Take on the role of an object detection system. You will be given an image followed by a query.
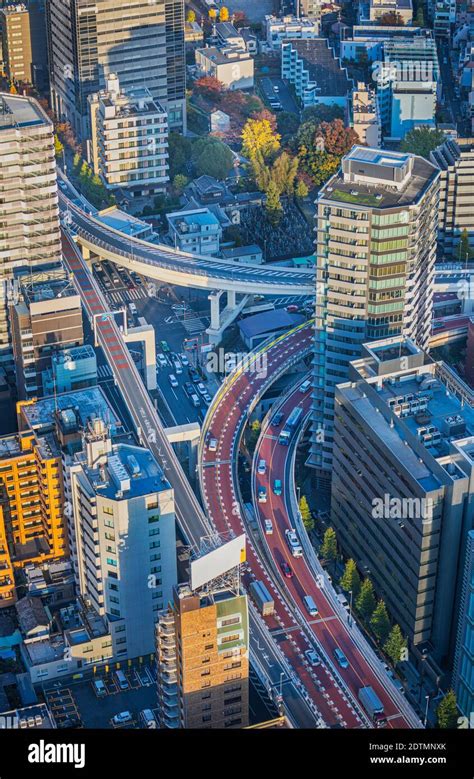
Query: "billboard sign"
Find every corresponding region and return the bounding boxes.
[190,534,246,591]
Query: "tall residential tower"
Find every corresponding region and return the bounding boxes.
[309,147,440,482]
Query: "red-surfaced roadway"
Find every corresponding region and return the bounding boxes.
[200,328,418,729]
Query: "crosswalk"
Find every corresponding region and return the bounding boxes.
[107,287,149,304]
[97,364,113,380]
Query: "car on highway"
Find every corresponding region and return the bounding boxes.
[190,393,200,407]
[258,486,267,503]
[173,359,182,375]
[303,594,318,617]
[264,519,273,535]
[305,649,321,667]
[112,711,133,725]
[299,379,311,393]
[188,366,200,383]
[333,648,349,669]
[196,382,207,396]
[180,353,189,366]
[257,459,266,475]
[169,374,179,388]
[286,304,299,313]
[208,437,218,451]
[280,560,293,578]
[273,479,282,496]
[156,353,167,368]
[272,412,284,426]
[160,340,170,353]
[184,382,195,397]
[202,392,212,404]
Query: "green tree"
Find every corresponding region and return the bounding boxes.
[299,495,314,531]
[415,5,425,25]
[458,228,472,263]
[277,111,300,140]
[168,132,192,178]
[339,558,361,597]
[320,527,337,565]
[379,11,405,24]
[54,134,64,160]
[370,600,391,644]
[192,137,234,179]
[383,624,407,666]
[271,151,299,196]
[248,419,261,449]
[264,179,282,225]
[172,174,189,195]
[355,578,376,620]
[295,179,309,199]
[400,127,445,159]
[436,690,458,729]
[186,9,196,22]
[302,104,344,125]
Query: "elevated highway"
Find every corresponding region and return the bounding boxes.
[58,185,314,296]
[199,329,422,729]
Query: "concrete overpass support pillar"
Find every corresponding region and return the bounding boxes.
[209,290,224,331]
[227,290,237,309]
[188,438,198,480]
[81,243,93,270]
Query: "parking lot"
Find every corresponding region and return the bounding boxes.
[44,665,158,729]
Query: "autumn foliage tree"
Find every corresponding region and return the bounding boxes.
[219,5,230,20]
[241,117,281,160]
[318,119,359,156]
[194,76,225,100]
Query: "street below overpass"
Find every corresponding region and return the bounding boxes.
[61,228,320,728]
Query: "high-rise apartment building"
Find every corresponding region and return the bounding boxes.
[452,530,474,718]
[156,583,249,728]
[0,92,61,277]
[309,147,440,479]
[10,272,83,400]
[88,74,169,195]
[46,0,186,140]
[430,138,474,260]
[69,418,177,660]
[331,336,474,667]
[0,427,68,608]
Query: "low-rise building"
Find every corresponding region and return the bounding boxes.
[10,272,84,400]
[359,0,413,24]
[88,74,169,196]
[185,20,204,49]
[167,208,222,255]
[238,310,305,349]
[281,38,352,110]
[265,14,320,50]
[42,344,97,396]
[221,245,263,265]
[195,46,254,90]
[351,81,381,147]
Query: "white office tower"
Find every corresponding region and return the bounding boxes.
[309,147,440,482]
[69,418,177,660]
[0,92,61,277]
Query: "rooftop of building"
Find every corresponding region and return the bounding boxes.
[214,21,242,38]
[96,206,153,237]
[266,13,320,26]
[340,337,474,490]
[167,208,220,232]
[58,599,109,642]
[197,45,251,63]
[51,343,96,366]
[18,385,121,436]
[0,93,49,131]
[1,704,55,729]
[0,3,28,15]
[79,442,171,500]
[15,595,50,635]
[283,38,351,96]
[350,24,430,40]
[320,145,439,209]
[221,244,262,259]
[20,277,78,307]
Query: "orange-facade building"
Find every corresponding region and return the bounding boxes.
[0,425,67,608]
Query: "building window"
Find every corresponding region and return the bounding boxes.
[201,669,211,677]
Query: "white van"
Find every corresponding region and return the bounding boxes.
[115,670,129,690]
[299,379,311,393]
[93,679,106,697]
[303,594,318,617]
[257,459,266,475]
